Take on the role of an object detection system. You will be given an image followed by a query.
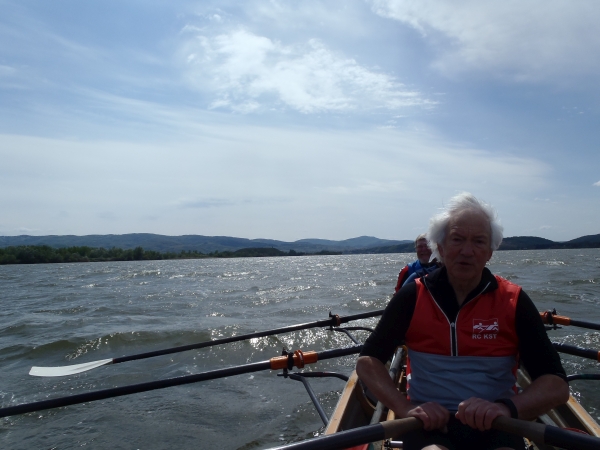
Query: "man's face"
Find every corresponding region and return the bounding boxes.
[415,239,432,264]
[438,210,493,285]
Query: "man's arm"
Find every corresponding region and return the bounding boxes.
[358,283,450,430]
[356,356,409,415]
[356,356,450,430]
[455,374,569,431]
[511,373,570,420]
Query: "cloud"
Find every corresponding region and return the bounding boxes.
[0,124,551,238]
[368,0,600,82]
[594,181,600,187]
[180,29,432,113]
[176,198,235,209]
[326,180,408,195]
[97,211,117,220]
[0,65,17,77]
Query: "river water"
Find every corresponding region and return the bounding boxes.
[0,249,599,449]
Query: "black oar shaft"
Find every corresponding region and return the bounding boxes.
[569,319,600,331]
[1,346,362,419]
[113,310,382,364]
[553,343,600,362]
[268,416,600,450]
[567,373,600,382]
[493,417,600,450]
[269,418,421,450]
[272,424,385,450]
[544,424,600,450]
[1,361,270,418]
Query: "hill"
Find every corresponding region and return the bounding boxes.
[357,234,600,253]
[498,236,558,250]
[1,233,599,255]
[498,235,600,250]
[0,234,410,254]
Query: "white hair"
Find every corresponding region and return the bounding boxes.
[414,233,427,247]
[426,192,503,262]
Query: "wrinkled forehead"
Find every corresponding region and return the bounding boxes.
[446,210,492,238]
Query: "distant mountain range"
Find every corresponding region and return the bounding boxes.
[355,234,600,253]
[0,234,410,254]
[498,234,600,250]
[1,233,600,254]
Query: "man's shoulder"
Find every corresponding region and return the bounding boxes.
[488,271,523,297]
[406,260,422,271]
[392,280,420,311]
[493,273,521,289]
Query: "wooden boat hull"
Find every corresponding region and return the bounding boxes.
[325,366,600,450]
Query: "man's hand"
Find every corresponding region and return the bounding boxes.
[402,402,450,431]
[455,397,511,431]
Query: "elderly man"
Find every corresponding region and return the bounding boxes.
[394,234,439,293]
[357,193,569,450]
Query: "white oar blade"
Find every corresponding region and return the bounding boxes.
[29,358,114,377]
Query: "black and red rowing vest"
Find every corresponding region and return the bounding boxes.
[404,276,521,410]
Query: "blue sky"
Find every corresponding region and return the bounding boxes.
[1,0,599,241]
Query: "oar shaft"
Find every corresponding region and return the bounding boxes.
[1,361,270,418]
[544,423,600,450]
[2,345,362,418]
[269,418,421,450]
[493,416,600,450]
[553,343,600,362]
[113,310,382,364]
[569,319,600,331]
[270,416,600,450]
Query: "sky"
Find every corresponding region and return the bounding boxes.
[1,0,599,242]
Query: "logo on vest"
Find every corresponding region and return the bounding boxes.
[472,318,499,340]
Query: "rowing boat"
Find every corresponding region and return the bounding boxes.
[324,348,600,449]
[270,309,600,450]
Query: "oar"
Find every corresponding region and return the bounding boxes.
[553,342,600,362]
[268,417,422,450]
[567,373,600,382]
[2,345,362,418]
[30,309,383,377]
[266,416,600,450]
[493,416,600,450]
[541,312,600,331]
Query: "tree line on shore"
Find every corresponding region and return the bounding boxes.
[0,245,342,265]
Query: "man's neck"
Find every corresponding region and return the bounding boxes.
[448,276,483,306]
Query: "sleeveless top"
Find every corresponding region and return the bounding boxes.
[404,276,521,410]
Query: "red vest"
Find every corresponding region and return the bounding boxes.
[394,265,410,293]
[404,276,521,407]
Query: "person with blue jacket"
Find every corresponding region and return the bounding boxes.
[394,234,439,293]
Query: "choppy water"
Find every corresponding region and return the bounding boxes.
[0,249,599,449]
